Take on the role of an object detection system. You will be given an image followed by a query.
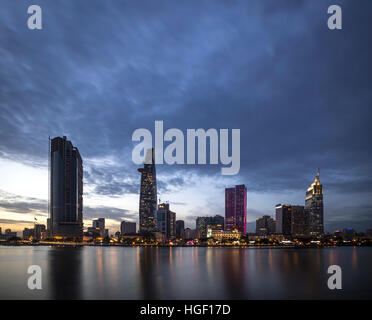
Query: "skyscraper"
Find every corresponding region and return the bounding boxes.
[291,205,308,237]
[175,220,185,239]
[121,221,136,235]
[92,218,105,237]
[225,184,247,234]
[157,202,176,241]
[50,136,83,239]
[305,170,324,236]
[275,204,309,237]
[275,204,292,235]
[196,217,209,238]
[34,224,46,240]
[138,148,157,234]
[196,215,225,238]
[256,215,276,235]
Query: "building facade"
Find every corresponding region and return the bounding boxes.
[291,205,308,237]
[225,184,247,234]
[211,229,241,241]
[157,202,176,241]
[23,228,34,240]
[275,204,292,236]
[138,148,157,234]
[92,218,105,237]
[184,228,198,240]
[121,221,136,235]
[176,220,185,239]
[305,170,324,236]
[256,215,276,235]
[50,136,83,239]
[196,215,225,238]
[34,224,46,240]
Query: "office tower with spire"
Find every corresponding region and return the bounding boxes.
[138,148,158,234]
[50,136,83,239]
[225,184,247,234]
[305,169,324,236]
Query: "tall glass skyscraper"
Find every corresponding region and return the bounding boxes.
[225,184,247,234]
[305,170,324,236]
[138,148,158,234]
[157,202,176,241]
[50,136,83,239]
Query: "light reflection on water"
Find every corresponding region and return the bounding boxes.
[0,246,371,299]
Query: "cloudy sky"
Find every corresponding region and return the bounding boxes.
[0,0,371,234]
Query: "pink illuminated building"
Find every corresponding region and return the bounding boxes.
[225,185,247,234]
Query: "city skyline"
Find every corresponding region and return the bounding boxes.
[1,137,370,237]
[0,135,370,235]
[0,1,372,234]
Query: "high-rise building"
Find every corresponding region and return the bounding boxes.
[213,215,225,230]
[34,224,46,240]
[121,221,136,235]
[268,219,276,235]
[291,205,308,237]
[4,229,17,240]
[196,215,225,238]
[138,148,157,234]
[343,228,356,241]
[50,136,83,239]
[196,217,208,238]
[46,218,51,232]
[256,215,276,235]
[184,228,198,240]
[157,202,176,241]
[184,228,192,240]
[275,204,309,237]
[93,218,105,237]
[225,185,247,234]
[305,170,324,236]
[275,204,292,235]
[23,228,34,240]
[366,229,372,239]
[176,220,185,239]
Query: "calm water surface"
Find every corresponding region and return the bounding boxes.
[0,246,371,299]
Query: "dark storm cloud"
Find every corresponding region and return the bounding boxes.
[0,190,136,224]
[157,176,187,194]
[325,204,372,232]
[0,0,371,229]
[84,161,140,196]
[0,190,47,214]
[0,219,33,225]
[327,178,372,195]
[94,181,139,196]
[84,206,137,222]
